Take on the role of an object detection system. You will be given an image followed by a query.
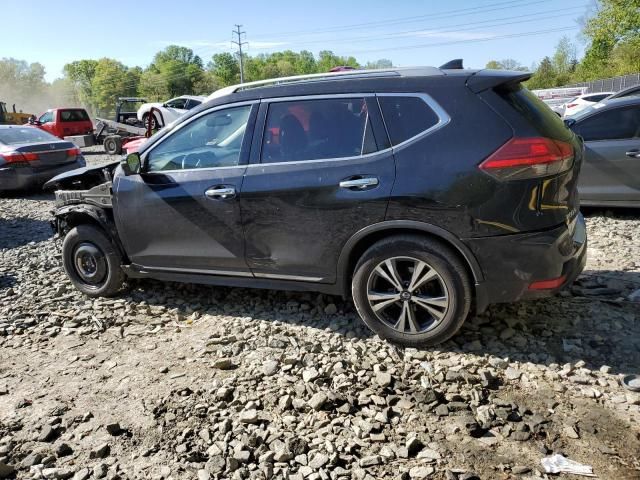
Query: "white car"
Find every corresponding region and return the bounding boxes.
[136,95,206,128]
[563,92,614,117]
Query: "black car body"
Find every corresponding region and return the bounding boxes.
[46,65,587,346]
[0,125,86,191]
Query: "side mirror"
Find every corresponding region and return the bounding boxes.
[121,152,141,175]
[564,118,576,128]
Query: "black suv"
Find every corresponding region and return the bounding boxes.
[46,63,587,347]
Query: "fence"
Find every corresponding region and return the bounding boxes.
[564,73,640,93]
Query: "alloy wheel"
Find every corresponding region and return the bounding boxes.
[366,256,449,334]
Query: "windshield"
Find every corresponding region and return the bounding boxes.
[567,103,605,121]
[0,126,59,145]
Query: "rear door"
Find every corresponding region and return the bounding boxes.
[240,94,395,283]
[573,105,640,203]
[114,101,257,274]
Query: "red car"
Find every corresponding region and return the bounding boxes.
[30,108,93,139]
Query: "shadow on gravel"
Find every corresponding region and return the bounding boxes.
[125,269,639,375]
[581,206,640,219]
[0,273,17,290]
[0,217,52,249]
[449,269,640,376]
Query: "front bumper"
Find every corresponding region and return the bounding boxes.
[0,157,86,191]
[468,213,587,308]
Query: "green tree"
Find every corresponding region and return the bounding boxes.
[579,0,640,80]
[317,50,359,72]
[208,52,240,86]
[63,59,99,110]
[485,59,527,71]
[91,58,136,116]
[144,45,205,97]
[552,36,577,85]
[526,56,557,89]
[0,58,50,113]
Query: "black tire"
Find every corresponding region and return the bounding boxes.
[142,113,157,130]
[352,235,472,347]
[62,224,125,297]
[103,135,122,155]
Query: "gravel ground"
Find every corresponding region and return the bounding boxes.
[1,146,639,480]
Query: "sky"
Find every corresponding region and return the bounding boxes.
[1,0,592,82]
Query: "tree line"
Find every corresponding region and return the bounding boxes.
[486,0,640,90]
[0,49,391,117]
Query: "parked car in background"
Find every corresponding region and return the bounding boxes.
[563,92,614,117]
[0,125,85,192]
[30,108,93,139]
[136,95,205,129]
[606,85,640,100]
[566,96,640,207]
[542,98,569,116]
[46,65,586,347]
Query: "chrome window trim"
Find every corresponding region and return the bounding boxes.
[248,148,392,168]
[376,93,451,154]
[142,100,259,173]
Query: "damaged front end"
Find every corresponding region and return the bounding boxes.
[45,163,124,255]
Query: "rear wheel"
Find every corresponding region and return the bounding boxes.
[143,113,157,130]
[62,225,125,297]
[352,235,472,347]
[103,135,122,155]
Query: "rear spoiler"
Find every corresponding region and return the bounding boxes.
[466,70,532,93]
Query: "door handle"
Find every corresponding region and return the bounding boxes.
[625,150,640,158]
[205,186,236,199]
[339,177,379,190]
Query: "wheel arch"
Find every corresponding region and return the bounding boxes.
[336,220,484,297]
[54,205,128,262]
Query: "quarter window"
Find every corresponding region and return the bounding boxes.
[261,98,377,163]
[146,105,252,172]
[165,98,188,109]
[378,96,439,146]
[574,107,640,141]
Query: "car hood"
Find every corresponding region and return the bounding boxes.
[43,161,119,190]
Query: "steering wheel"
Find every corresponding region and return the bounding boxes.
[181,151,217,170]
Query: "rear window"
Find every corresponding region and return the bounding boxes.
[0,127,59,145]
[498,86,569,139]
[60,109,90,122]
[378,96,439,146]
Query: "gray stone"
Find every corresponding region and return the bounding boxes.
[213,358,237,370]
[0,462,15,479]
[205,456,226,474]
[22,452,43,467]
[72,469,91,480]
[375,371,392,388]
[263,360,280,376]
[505,367,522,380]
[56,442,73,457]
[409,466,435,478]
[359,455,381,467]
[324,304,338,315]
[90,443,110,459]
[308,392,328,411]
[308,453,329,469]
[239,409,259,424]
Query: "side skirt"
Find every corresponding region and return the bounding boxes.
[121,265,344,296]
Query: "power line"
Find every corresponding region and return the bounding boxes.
[232,24,248,83]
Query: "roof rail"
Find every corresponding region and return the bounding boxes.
[206,66,445,100]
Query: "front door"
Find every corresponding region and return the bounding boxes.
[114,102,257,275]
[575,105,640,203]
[240,95,395,283]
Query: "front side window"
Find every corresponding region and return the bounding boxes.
[39,111,53,123]
[584,93,610,103]
[165,98,188,109]
[60,109,89,122]
[186,99,202,110]
[378,96,439,146]
[574,107,640,141]
[146,104,252,172]
[261,97,376,163]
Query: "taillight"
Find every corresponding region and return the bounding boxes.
[1,151,39,163]
[67,147,81,157]
[566,103,577,108]
[479,137,574,181]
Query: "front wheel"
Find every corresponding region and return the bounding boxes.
[352,235,472,347]
[62,225,125,297]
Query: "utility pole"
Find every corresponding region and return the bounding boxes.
[232,24,247,83]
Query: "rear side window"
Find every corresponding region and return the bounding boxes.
[186,99,202,109]
[498,86,569,140]
[573,107,640,141]
[60,109,90,122]
[378,96,439,146]
[261,98,377,163]
[584,93,610,102]
[0,127,58,145]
